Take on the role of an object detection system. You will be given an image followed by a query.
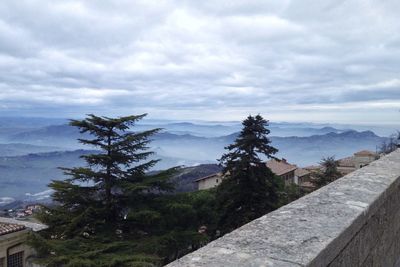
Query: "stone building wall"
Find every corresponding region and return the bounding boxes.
[0,229,38,267]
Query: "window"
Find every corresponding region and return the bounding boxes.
[0,257,5,267]
[216,179,219,183]
[7,251,23,267]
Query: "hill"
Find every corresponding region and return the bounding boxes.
[0,129,387,201]
[150,130,386,166]
[0,143,61,156]
[0,150,92,199]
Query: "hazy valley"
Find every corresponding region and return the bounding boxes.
[0,117,392,205]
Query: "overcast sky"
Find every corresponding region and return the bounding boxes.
[0,0,399,124]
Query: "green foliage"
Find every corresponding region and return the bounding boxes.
[28,233,160,267]
[31,114,214,266]
[280,183,307,205]
[314,156,342,187]
[216,115,283,233]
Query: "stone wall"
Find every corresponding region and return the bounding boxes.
[0,217,46,267]
[167,149,400,267]
[0,229,38,267]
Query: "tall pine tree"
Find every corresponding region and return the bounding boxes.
[216,115,283,234]
[31,114,181,266]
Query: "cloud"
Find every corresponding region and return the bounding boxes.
[0,197,15,205]
[0,0,399,124]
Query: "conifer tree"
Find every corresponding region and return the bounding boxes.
[314,156,341,187]
[216,115,283,233]
[30,114,182,266]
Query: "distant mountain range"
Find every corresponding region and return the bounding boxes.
[0,143,61,156]
[0,150,92,200]
[0,121,379,146]
[0,117,395,203]
[0,129,388,200]
[150,129,386,167]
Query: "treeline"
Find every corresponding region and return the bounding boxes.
[29,114,327,267]
[379,131,400,154]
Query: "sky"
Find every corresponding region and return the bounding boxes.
[0,0,400,125]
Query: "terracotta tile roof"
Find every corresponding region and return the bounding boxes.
[266,159,297,176]
[0,222,25,236]
[354,150,376,157]
[295,168,310,178]
[0,217,47,232]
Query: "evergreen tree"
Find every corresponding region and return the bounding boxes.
[30,114,187,266]
[282,183,306,205]
[216,115,283,233]
[314,156,341,187]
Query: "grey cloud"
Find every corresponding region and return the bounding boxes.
[0,0,399,124]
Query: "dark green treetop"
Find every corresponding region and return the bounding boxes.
[30,114,187,266]
[314,156,341,187]
[216,115,283,233]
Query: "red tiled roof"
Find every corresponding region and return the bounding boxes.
[295,168,310,177]
[0,222,25,236]
[266,159,297,176]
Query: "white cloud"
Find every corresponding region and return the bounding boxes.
[0,0,398,124]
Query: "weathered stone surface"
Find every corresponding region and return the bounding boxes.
[166,150,400,267]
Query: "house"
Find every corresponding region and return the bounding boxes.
[337,150,378,175]
[337,156,357,175]
[266,159,297,185]
[195,158,299,190]
[353,150,378,168]
[0,217,46,267]
[195,173,223,190]
[295,168,311,185]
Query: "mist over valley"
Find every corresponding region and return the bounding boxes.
[0,117,392,203]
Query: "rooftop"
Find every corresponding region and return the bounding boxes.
[294,167,310,177]
[266,159,297,176]
[0,217,47,232]
[0,222,26,236]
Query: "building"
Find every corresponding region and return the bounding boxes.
[0,217,46,267]
[337,150,378,175]
[353,150,378,168]
[294,168,310,184]
[337,156,357,175]
[195,158,299,190]
[195,173,223,190]
[266,159,297,185]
